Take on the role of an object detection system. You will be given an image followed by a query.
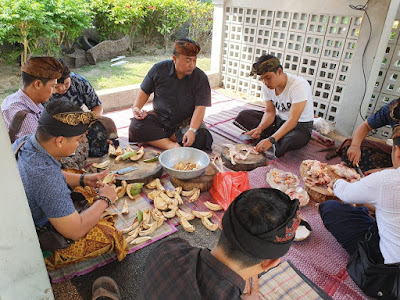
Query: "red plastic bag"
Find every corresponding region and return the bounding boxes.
[209,171,250,211]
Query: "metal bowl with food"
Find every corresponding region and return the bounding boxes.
[159,147,210,180]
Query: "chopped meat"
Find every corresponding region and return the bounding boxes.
[224,144,260,165]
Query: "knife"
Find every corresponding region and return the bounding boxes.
[112,166,138,175]
[355,164,364,178]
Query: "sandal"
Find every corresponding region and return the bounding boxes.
[92,276,121,300]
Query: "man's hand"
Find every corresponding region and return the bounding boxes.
[183,129,196,147]
[247,127,263,140]
[242,275,259,300]
[255,138,272,153]
[347,144,361,165]
[85,169,116,188]
[132,106,148,120]
[98,184,118,204]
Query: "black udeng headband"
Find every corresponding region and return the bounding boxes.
[222,191,300,259]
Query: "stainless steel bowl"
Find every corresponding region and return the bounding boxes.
[159,147,210,180]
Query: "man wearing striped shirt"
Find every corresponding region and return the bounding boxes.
[1,57,62,142]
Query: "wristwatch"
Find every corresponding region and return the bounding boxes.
[188,127,197,133]
[268,136,276,144]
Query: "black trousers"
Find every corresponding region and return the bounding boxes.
[234,109,312,157]
[129,112,213,151]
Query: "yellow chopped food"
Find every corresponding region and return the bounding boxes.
[173,162,199,171]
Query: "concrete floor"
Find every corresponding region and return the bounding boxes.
[60,219,221,300]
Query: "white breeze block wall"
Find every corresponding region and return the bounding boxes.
[367,20,400,139]
[221,7,362,124]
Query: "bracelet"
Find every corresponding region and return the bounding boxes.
[80,174,86,187]
[97,195,112,207]
[188,127,197,133]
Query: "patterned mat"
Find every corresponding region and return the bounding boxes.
[50,90,367,299]
[48,194,177,283]
[259,261,330,300]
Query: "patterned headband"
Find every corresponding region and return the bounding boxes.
[250,57,280,76]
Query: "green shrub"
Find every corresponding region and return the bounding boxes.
[91,0,146,48]
[0,0,93,63]
[187,0,214,45]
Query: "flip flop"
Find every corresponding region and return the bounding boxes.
[92,276,121,300]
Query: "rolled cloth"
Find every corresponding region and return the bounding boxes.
[174,39,200,56]
[38,108,97,137]
[249,57,280,76]
[222,189,300,259]
[21,57,63,79]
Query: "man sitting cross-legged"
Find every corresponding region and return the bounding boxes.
[140,188,300,299]
[13,98,128,270]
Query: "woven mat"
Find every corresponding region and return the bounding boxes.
[259,261,330,300]
[48,194,177,283]
[72,90,367,299]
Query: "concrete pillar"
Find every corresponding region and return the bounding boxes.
[210,0,226,84]
[335,0,400,136]
[0,115,53,299]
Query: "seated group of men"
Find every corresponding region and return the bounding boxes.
[2,37,400,299]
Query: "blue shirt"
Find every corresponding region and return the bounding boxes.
[13,135,76,227]
[50,73,102,110]
[367,99,399,129]
[141,60,211,128]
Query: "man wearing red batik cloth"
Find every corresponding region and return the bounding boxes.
[129,38,213,150]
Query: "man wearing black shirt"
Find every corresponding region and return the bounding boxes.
[129,38,213,150]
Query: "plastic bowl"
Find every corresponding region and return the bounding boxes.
[159,147,210,180]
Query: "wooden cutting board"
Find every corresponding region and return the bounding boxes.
[299,163,338,203]
[221,144,266,171]
[94,148,162,185]
[169,164,218,192]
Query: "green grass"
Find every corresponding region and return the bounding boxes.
[70,55,210,90]
[0,55,211,101]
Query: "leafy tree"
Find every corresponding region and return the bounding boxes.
[0,0,48,64]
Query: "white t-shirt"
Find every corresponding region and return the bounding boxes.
[262,73,314,122]
[334,167,400,264]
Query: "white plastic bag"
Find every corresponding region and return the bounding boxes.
[313,117,334,135]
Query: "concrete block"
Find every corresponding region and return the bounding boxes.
[382,70,400,97]
[303,34,325,57]
[381,44,395,69]
[289,12,309,33]
[316,59,339,82]
[299,55,320,78]
[307,14,329,36]
[389,44,400,71]
[285,32,305,54]
[270,30,288,51]
[255,28,271,48]
[243,26,257,45]
[326,15,351,38]
[273,11,291,31]
[258,9,274,28]
[388,20,400,44]
[347,16,362,39]
[321,36,345,61]
[374,68,387,92]
[283,52,301,75]
[342,39,357,63]
[244,8,258,26]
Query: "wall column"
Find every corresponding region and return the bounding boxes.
[0,114,53,299]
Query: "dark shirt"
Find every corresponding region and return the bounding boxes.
[141,60,211,129]
[367,99,399,129]
[51,73,102,110]
[141,237,245,300]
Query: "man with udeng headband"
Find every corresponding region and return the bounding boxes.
[129,38,213,150]
[14,98,128,270]
[234,54,314,157]
[141,188,300,299]
[1,57,63,142]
